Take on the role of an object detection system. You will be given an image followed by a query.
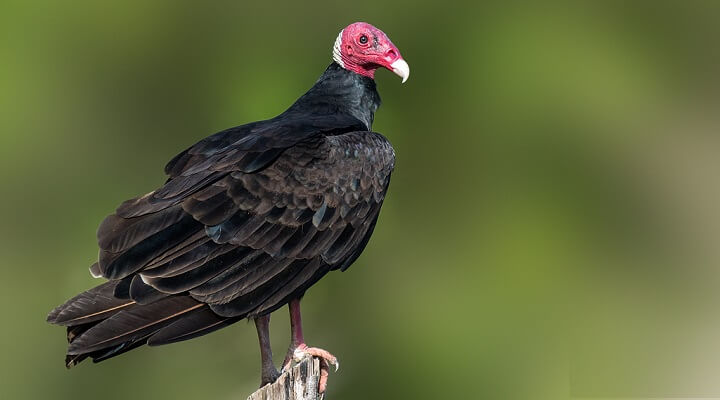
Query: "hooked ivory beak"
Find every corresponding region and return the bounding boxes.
[390,59,410,83]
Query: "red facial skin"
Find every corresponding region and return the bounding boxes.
[337,22,404,79]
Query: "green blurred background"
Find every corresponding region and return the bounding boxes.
[2,1,720,399]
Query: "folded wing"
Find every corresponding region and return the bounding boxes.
[48,129,394,365]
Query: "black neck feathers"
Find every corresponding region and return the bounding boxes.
[285,62,381,130]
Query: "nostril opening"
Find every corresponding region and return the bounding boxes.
[386,49,397,59]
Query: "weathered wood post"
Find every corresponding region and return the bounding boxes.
[246,357,323,400]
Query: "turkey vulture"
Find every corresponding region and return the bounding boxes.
[47,22,408,392]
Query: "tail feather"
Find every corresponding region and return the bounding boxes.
[148,307,241,346]
[50,280,240,367]
[89,335,152,363]
[47,281,134,326]
[64,320,105,368]
[67,335,150,368]
[67,296,203,355]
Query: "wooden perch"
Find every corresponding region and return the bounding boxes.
[247,357,324,400]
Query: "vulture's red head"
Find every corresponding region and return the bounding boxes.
[333,22,410,83]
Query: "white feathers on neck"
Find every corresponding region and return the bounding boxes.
[333,29,344,68]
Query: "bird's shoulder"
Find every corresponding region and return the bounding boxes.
[164,113,369,177]
[281,130,395,173]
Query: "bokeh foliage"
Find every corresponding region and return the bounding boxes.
[1,1,720,399]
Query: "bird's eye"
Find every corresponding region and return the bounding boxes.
[359,35,368,44]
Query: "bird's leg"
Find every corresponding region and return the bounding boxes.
[254,314,280,387]
[281,298,338,393]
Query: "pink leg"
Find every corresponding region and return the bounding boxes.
[282,298,338,393]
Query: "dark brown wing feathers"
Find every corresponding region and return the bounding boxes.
[48,131,394,365]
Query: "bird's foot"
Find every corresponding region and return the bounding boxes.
[283,344,338,393]
[292,344,339,370]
